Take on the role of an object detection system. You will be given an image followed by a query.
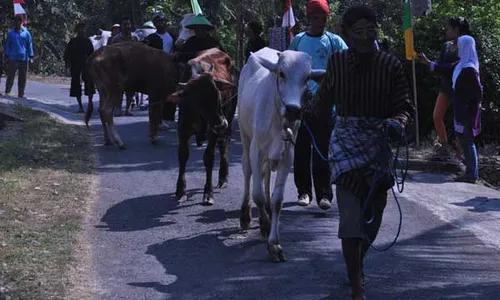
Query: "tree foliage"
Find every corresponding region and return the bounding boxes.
[0,0,498,140]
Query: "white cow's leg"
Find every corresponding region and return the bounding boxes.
[239,131,252,230]
[268,150,293,262]
[250,140,271,237]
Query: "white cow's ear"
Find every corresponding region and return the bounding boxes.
[309,69,327,83]
[254,55,279,74]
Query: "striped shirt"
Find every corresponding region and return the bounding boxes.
[313,49,414,197]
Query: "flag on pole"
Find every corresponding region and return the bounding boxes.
[191,0,203,15]
[403,0,416,60]
[282,0,296,43]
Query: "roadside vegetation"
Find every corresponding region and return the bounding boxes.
[0,105,96,300]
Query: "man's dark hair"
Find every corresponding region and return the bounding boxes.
[448,16,472,36]
[342,5,377,30]
[13,15,23,22]
[75,22,86,29]
[247,20,263,35]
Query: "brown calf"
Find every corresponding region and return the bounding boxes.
[85,42,180,148]
[171,48,239,205]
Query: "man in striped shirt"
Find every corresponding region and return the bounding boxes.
[310,6,414,299]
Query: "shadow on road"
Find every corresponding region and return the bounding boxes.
[97,192,211,232]
[452,196,500,213]
[125,222,500,300]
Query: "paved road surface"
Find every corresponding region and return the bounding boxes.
[2,81,500,299]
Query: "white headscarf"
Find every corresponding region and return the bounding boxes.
[452,35,479,89]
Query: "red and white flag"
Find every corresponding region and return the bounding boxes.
[282,0,296,28]
[282,0,296,42]
[13,0,27,25]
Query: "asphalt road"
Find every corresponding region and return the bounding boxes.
[3,81,500,300]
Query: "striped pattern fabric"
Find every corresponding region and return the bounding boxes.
[313,49,414,197]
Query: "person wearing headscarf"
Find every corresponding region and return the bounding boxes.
[427,17,472,161]
[420,35,482,183]
[63,22,95,113]
[289,0,348,211]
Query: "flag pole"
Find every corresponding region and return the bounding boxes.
[412,52,419,147]
[410,0,419,148]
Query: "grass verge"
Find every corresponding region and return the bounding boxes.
[0,104,96,300]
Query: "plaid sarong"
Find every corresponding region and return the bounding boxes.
[329,116,389,184]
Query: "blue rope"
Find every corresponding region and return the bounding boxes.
[303,119,409,252]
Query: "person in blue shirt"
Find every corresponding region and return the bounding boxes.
[4,15,34,98]
[290,0,348,210]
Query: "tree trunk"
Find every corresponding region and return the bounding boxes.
[236,1,245,69]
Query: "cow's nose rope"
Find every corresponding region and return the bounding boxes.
[303,119,408,252]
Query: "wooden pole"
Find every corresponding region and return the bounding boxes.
[410,0,419,147]
[412,57,419,147]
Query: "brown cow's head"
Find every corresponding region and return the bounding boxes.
[167,72,235,134]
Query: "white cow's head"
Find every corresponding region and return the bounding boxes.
[175,13,195,48]
[252,50,326,128]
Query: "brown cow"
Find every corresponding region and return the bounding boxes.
[169,48,238,205]
[85,41,180,148]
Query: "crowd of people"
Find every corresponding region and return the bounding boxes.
[0,4,485,298]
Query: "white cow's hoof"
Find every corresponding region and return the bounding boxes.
[118,143,127,150]
[178,194,188,202]
[268,243,286,262]
[202,195,214,206]
[259,215,271,237]
[240,205,251,230]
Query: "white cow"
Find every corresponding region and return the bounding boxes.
[238,47,326,262]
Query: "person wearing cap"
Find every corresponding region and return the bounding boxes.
[176,14,225,64]
[63,22,95,113]
[144,13,179,126]
[109,17,138,45]
[245,20,267,63]
[110,23,120,40]
[290,0,348,211]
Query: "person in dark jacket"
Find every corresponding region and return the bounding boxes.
[420,35,482,183]
[63,22,95,113]
[144,13,177,53]
[245,20,267,62]
[144,13,178,126]
[176,14,225,66]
